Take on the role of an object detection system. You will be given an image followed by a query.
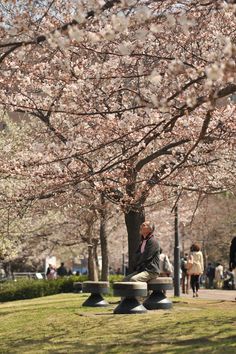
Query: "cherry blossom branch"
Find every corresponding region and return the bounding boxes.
[0,0,122,62]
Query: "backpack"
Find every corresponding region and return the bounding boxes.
[181,258,188,272]
[163,256,172,274]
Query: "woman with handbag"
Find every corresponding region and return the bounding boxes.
[187,243,204,297]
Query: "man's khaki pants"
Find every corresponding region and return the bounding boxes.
[123,270,158,282]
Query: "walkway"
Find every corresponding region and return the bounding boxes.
[170,288,236,301]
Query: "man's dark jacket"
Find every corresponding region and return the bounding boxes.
[57,266,68,276]
[134,234,160,274]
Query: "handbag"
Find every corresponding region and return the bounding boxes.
[186,255,193,270]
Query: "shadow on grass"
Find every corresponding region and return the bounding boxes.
[1,296,235,354]
[3,330,236,354]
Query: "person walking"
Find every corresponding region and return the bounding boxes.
[215,262,224,289]
[229,236,236,290]
[57,262,68,277]
[181,253,190,294]
[158,248,173,296]
[159,248,173,277]
[123,221,160,282]
[46,264,57,280]
[206,262,215,289]
[187,243,204,298]
[223,268,234,290]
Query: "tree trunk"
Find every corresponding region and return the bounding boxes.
[125,208,145,273]
[3,261,12,278]
[99,193,109,280]
[87,241,99,281]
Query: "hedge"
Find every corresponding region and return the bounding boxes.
[0,275,86,302]
[0,274,123,302]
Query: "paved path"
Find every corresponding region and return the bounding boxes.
[170,288,236,301]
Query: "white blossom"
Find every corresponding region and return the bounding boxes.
[135,6,152,23]
[87,32,100,42]
[148,69,162,85]
[168,59,185,74]
[150,24,163,33]
[135,28,148,41]
[205,63,225,82]
[118,42,134,56]
[111,13,129,32]
[68,27,85,42]
[166,14,176,28]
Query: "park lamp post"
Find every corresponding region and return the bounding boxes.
[174,204,180,296]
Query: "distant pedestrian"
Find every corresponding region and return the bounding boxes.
[68,268,73,276]
[223,269,234,290]
[229,236,236,269]
[159,248,173,277]
[116,267,122,275]
[109,266,115,275]
[229,236,236,290]
[0,267,5,279]
[181,253,190,294]
[187,243,204,298]
[57,262,68,277]
[46,264,57,280]
[206,262,215,289]
[215,262,224,289]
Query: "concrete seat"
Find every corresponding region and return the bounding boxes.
[143,277,173,310]
[73,282,82,293]
[113,282,148,314]
[82,281,109,307]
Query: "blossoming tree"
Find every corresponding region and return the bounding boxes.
[0,0,236,270]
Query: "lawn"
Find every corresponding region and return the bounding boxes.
[0,293,235,354]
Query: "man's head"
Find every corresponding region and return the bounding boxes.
[140,221,155,238]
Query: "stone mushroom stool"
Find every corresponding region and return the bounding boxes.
[82,281,109,307]
[73,282,83,293]
[113,282,148,314]
[143,277,173,310]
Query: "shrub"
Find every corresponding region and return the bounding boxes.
[0,274,123,302]
[0,275,87,302]
[108,274,123,284]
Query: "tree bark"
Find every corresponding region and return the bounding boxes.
[87,240,99,281]
[99,193,109,280]
[3,261,12,278]
[125,208,145,273]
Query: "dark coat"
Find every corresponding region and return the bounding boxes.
[229,236,236,270]
[57,265,68,277]
[134,234,160,274]
[206,264,215,279]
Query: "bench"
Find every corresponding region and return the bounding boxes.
[143,277,173,310]
[82,281,109,307]
[113,282,148,314]
[73,282,83,293]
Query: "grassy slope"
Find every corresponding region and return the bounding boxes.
[0,294,235,354]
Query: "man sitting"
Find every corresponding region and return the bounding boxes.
[123,221,160,282]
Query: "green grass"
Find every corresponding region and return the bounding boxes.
[0,294,235,354]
